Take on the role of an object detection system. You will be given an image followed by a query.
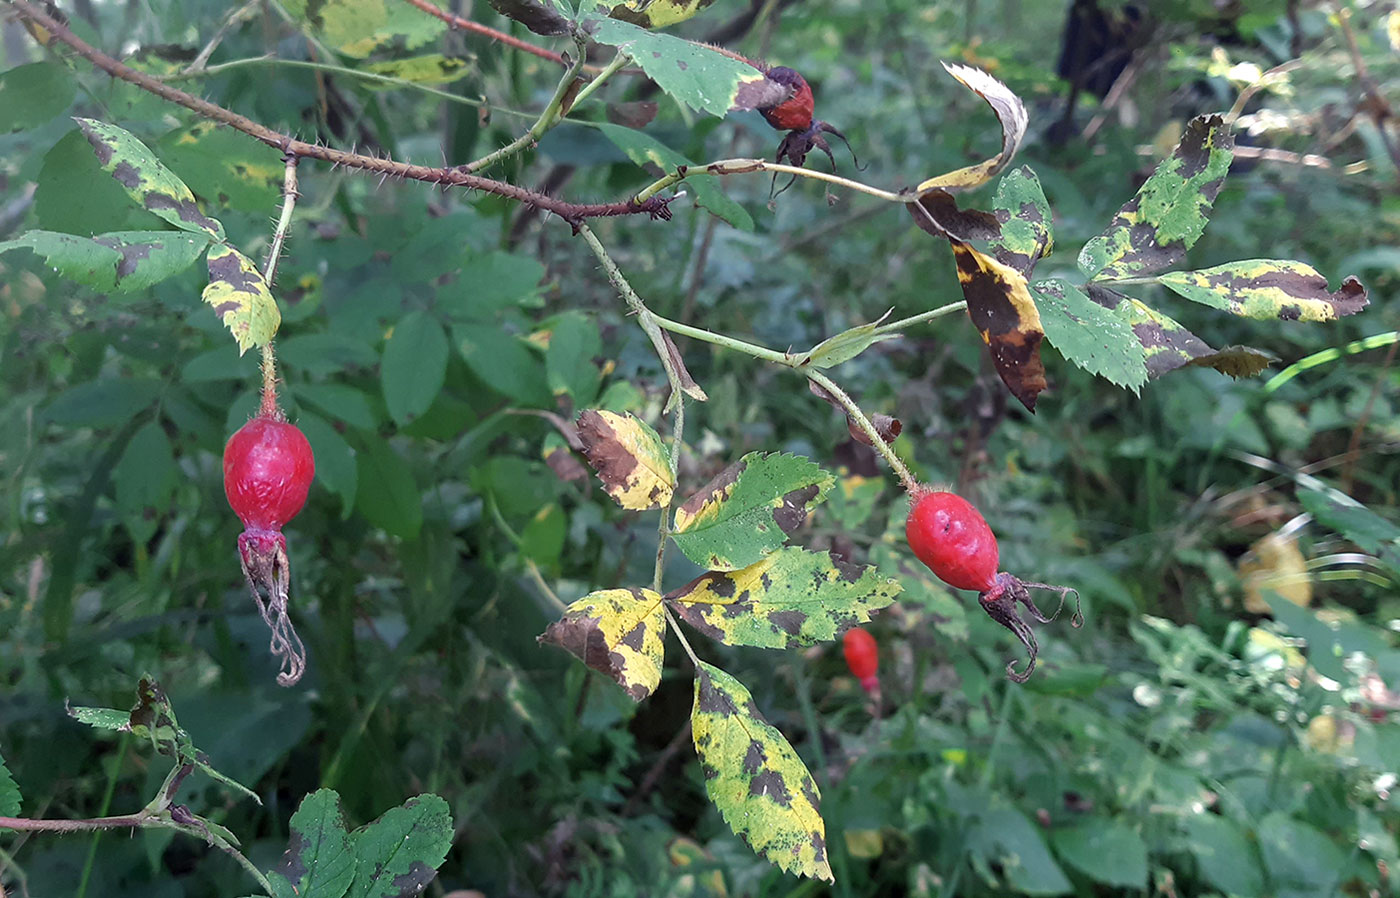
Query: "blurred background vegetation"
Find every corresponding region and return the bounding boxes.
[1,0,1397,895]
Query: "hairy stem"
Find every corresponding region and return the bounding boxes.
[806,370,917,493]
[634,158,909,205]
[870,301,967,337]
[463,39,588,174]
[649,313,796,366]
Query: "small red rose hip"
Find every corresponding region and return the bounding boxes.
[760,66,815,132]
[224,415,315,531]
[905,490,999,593]
[843,627,879,693]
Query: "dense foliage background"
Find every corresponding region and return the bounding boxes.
[1,0,1398,895]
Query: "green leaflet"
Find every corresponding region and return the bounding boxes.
[1090,287,1274,379]
[593,122,753,230]
[1078,114,1234,281]
[989,166,1052,273]
[1183,814,1264,897]
[1159,260,1368,321]
[268,789,356,898]
[671,452,833,571]
[586,19,768,119]
[539,587,666,701]
[157,121,283,214]
[75,118,225,241]
[597,0,716,28]
[1051,818,1148,889]
[667,547,900,649]
[0,61,75,132]
[798,312,898,368]
[202,244,281,354]
[381,310,449,426]
[691,663,832,882]
[347,794,453,898]
[1031,278,1146,392]
[0,229,201,293]
[576,409,675,511]
[284,0,447,57]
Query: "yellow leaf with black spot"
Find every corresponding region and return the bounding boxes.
[692,663,832,882]
[75,118,225,241]
[952,241,1046,411]
[539,587,665,701]
[915,64,1026,194]
[576,409,674,510]
[1089,287,1274,379]
[363,54,473,87]
[604,0,716,28]
[201,244,280,354]
[671,453,833,572]
[666,547,899,649]
[1159,260,1367,322]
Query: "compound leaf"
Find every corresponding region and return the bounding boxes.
[347,794,453,898]
[586,19,768,119]
[576,409,674,511]
[953,241,1046,411]
[269,789,355,898]
[202,243,281,354]
[1159,260,1368,321]
[1089,288,1273,379]
[667,547,900,649]
[915,64,1027,194]
[75,118,225,241]
[692,663,832,882]
[672,453,833,571]
[1078,114,1233,280]
[1031,278,1146,392]
[539,587,666,701]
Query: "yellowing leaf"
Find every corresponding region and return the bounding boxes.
[914,64,1027,194]
[603,0,716,29]
[952,242,1046,411]
[576,409,674,510]
[1159,260,1367,322]
[539,587,665,701]
[692,663,832,882]
[201,244,280,354]
[1239,531,1311,614]
[666,547,899,649]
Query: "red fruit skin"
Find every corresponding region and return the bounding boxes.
[223,416,315,531]
[905,491,999,593]
[760,67,814,132]
[843,627,878,682]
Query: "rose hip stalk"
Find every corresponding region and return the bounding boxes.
[905,489,1081,682]
[224,401,315,686]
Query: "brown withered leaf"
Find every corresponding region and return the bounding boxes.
[907,189,1002,244]
[486,0,570,35]
[575,409,675,510]
[660,329,708,405]
[952,241,1047,411]
[807,380,901,445]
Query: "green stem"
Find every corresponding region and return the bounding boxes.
[262,155,300,287]
[76,732,130,898]
[462,39,589,174]
[1092,276,1160,287]
[807,370,918,493]
[649,313,795,366]
[665,608,701,668]
[870,301,967,337]
[634,158,909,205]
[568,51,630,111]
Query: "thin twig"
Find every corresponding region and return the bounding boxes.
[399,0,571,66]
[1334,5,1400,176]
[183,0,260,74]
[462,39,591,174]
[807,370,918,493]
[8,0,671,227]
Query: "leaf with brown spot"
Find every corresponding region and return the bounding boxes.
[671,452,834,571]
[691,663,832,881]
[1093,288,1275,378]
[989,166,1052,274]
[201,243,280,354]
[74,118,225,241]
[539,587,665,701]
[1078,114,1234,281]
[914,64,1027,194]
[666,547,899,649]
[603,0,716,28]
[907,189,1002,243]
[952,241,1046,411]
[1031,277,1147,392]
[0,229,207,294]
[1158,260,1368,322]
[575,409,674,510]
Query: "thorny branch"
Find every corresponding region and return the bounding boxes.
[7,0,672,227]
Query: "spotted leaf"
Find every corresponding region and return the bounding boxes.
[600,0,716,28]
[953,241,1047,412]
[1031,277,1147,392]
[347,794,453,898]
[202,244,281,354]
[671,453,833,571]
[586,18,769,119]
[576,409,674,511]
[914,64,1027,195]
[267,789,355,898]
[74,118,225,241]
[0,229,208,294]
[362,54,473,87]
[1159,260,1368,322]
[989,166,1052,274]
[666,547,899,649]
[1078,114,1234,281]
[1090,287,1274,378]
[692,663,832,882]
[539,587,665,701]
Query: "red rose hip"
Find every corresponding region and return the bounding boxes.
[843,627,879,692]
[905,490,999,593]
[224,416,315,531]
